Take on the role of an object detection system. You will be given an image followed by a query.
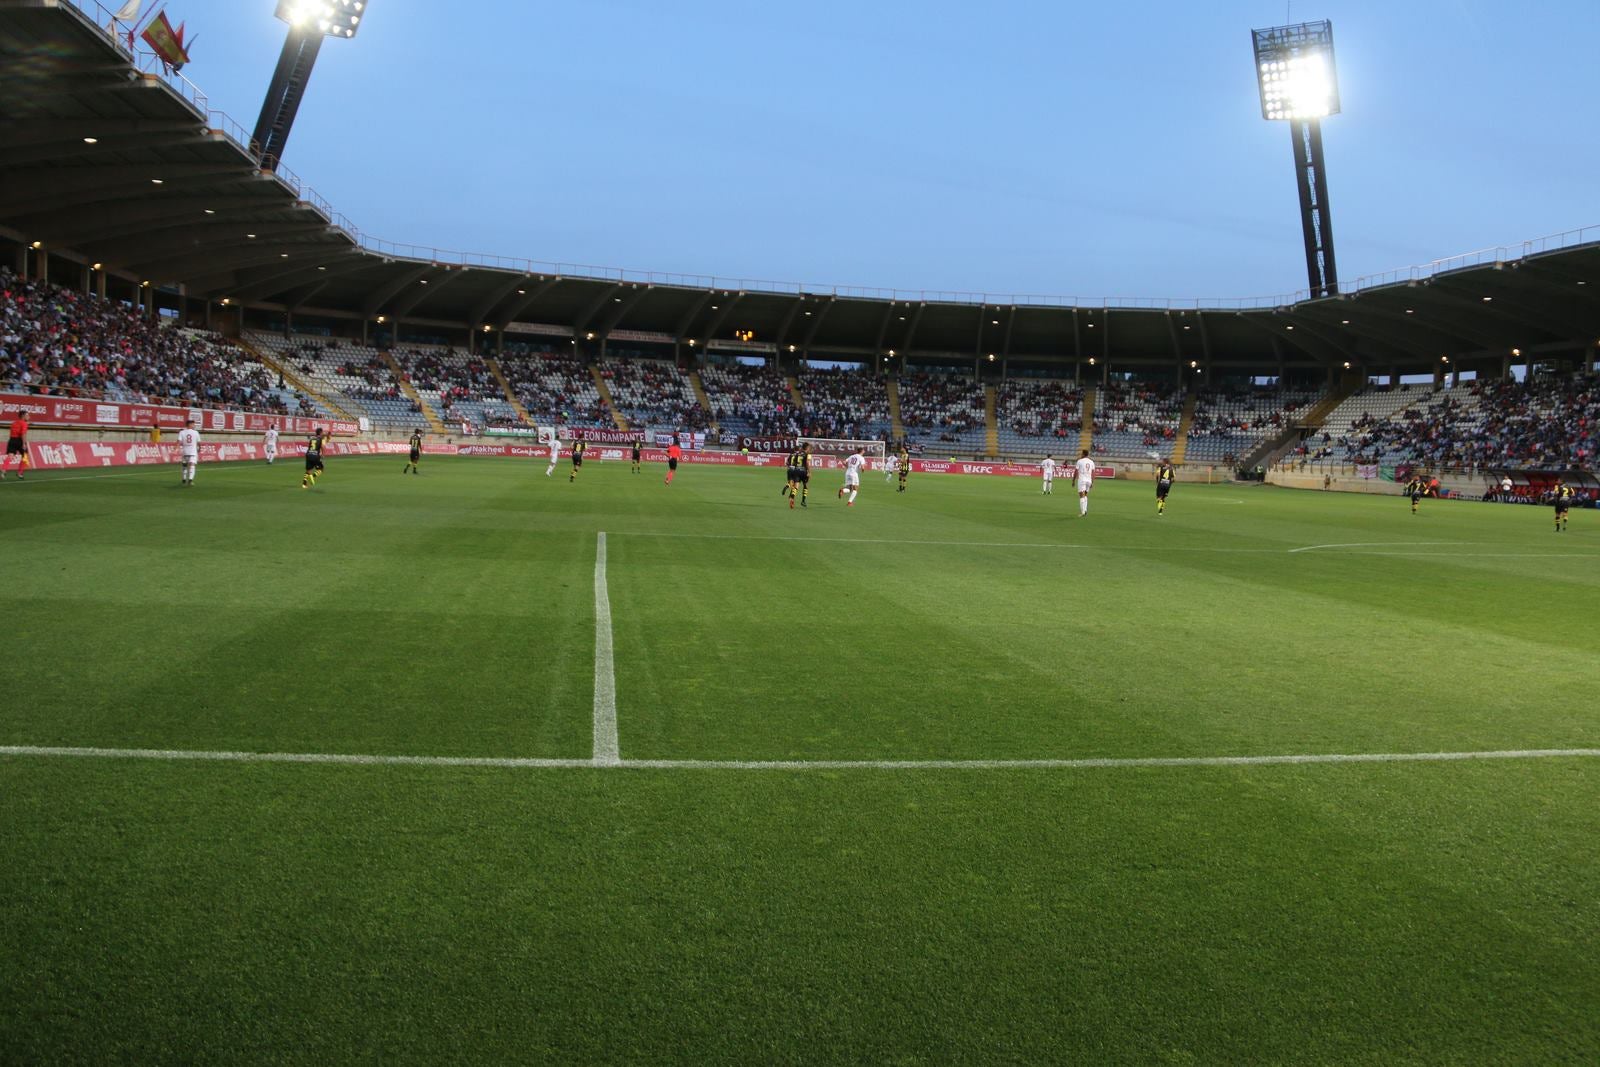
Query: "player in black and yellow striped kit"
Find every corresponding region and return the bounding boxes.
[1553,479,1574,532]
[402,429,423,474]
[1155,461,1175,514]
[784,446,801,506]
[569,439,586,482]
[786,442,812,508]
[1405,475,1425,514]
[896,446,910,492]
[300,428,326,489]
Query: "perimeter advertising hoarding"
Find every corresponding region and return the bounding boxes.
[0,392,360,437]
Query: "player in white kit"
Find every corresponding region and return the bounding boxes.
[263,426,278,464]
[838,448,866,506]
[1074,449,1096,516]
[1041,455,1056,495]
[178,418,200,487]
[884,453,898,483]
[545,434,561,476]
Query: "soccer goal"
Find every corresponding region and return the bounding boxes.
[797,437,887,460]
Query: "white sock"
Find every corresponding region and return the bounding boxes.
[848,489,857,503]
[1080,497,1088,515]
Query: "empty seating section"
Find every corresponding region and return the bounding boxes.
[797,368,891,439]
[0,269,310,415]
[600,359,707,432]
[897,373,986,450]
[995,379,1083,454]
[247,332,419,430]
[1092,382,1183,457]
[391,346,520,430]
[497,344,610,428]
[1304,380,1598,468]
[1185,386,1319,463]
[699,363,795,436]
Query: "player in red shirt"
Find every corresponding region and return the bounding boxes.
[3,413,29,480]
[665,437,682,485]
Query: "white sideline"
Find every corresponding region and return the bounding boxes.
[591,531,620,765]
[2,745,1597,772]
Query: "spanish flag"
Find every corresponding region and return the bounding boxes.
[141,10,192,71]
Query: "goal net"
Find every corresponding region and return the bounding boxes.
[798,437,887,460]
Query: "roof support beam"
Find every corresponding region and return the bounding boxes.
[699,293,745,344]
[897,303,925,355]
[468,274,533,325]
[871,301,897,357]
[1231,313,1340,365]
[493,276,563,328]
[597,285,652,339]
[388,267,467,319]
[571,283,624,339]
[674,291,715,341]
[362,264,434,317]
[212,252,373,301]
[798,296,835,351]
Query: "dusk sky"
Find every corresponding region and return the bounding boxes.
[168,0,1599,302]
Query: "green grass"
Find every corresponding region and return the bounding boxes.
[3,456,1598,1062]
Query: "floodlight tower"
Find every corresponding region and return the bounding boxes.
[1252,20,1341,299]
[252,1,367,171]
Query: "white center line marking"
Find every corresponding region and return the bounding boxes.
[2,745,1596,772]
[591,531,620,766]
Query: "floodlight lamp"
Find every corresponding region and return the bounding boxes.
[1252,21,1339,122]
[275,0,365,38]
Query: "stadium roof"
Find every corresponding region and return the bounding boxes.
[4,0,1600,374]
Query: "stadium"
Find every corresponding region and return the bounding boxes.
[2,0,1598,1061]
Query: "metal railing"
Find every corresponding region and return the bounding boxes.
[41,0,1600,313]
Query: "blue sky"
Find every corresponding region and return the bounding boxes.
[170,0,1599,301]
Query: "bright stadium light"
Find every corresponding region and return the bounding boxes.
[1252,21,1340,122]
[275,0,364,39]
[1252,20,1341,299]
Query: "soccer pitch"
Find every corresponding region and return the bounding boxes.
[3,456,1598,1062]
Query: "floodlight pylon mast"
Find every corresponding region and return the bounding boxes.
[1252,19,1341,299]
[252,28,323,170]
[1290,118,1338,298]
[252,2,366,173]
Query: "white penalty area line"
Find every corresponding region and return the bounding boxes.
[1287,541,1467,554]
[2,745,1597,773]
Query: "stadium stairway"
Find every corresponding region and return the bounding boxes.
[236,336,357,423]
[886,378,905,442]
[380,351,446,435]
[688,370,717,432]
[486,358,536,427]
[1241,381,1356,472]
[590,366,629,430]
[983,385,999,456]
[1171,391,1198,464]
[1079,386,1097,454]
